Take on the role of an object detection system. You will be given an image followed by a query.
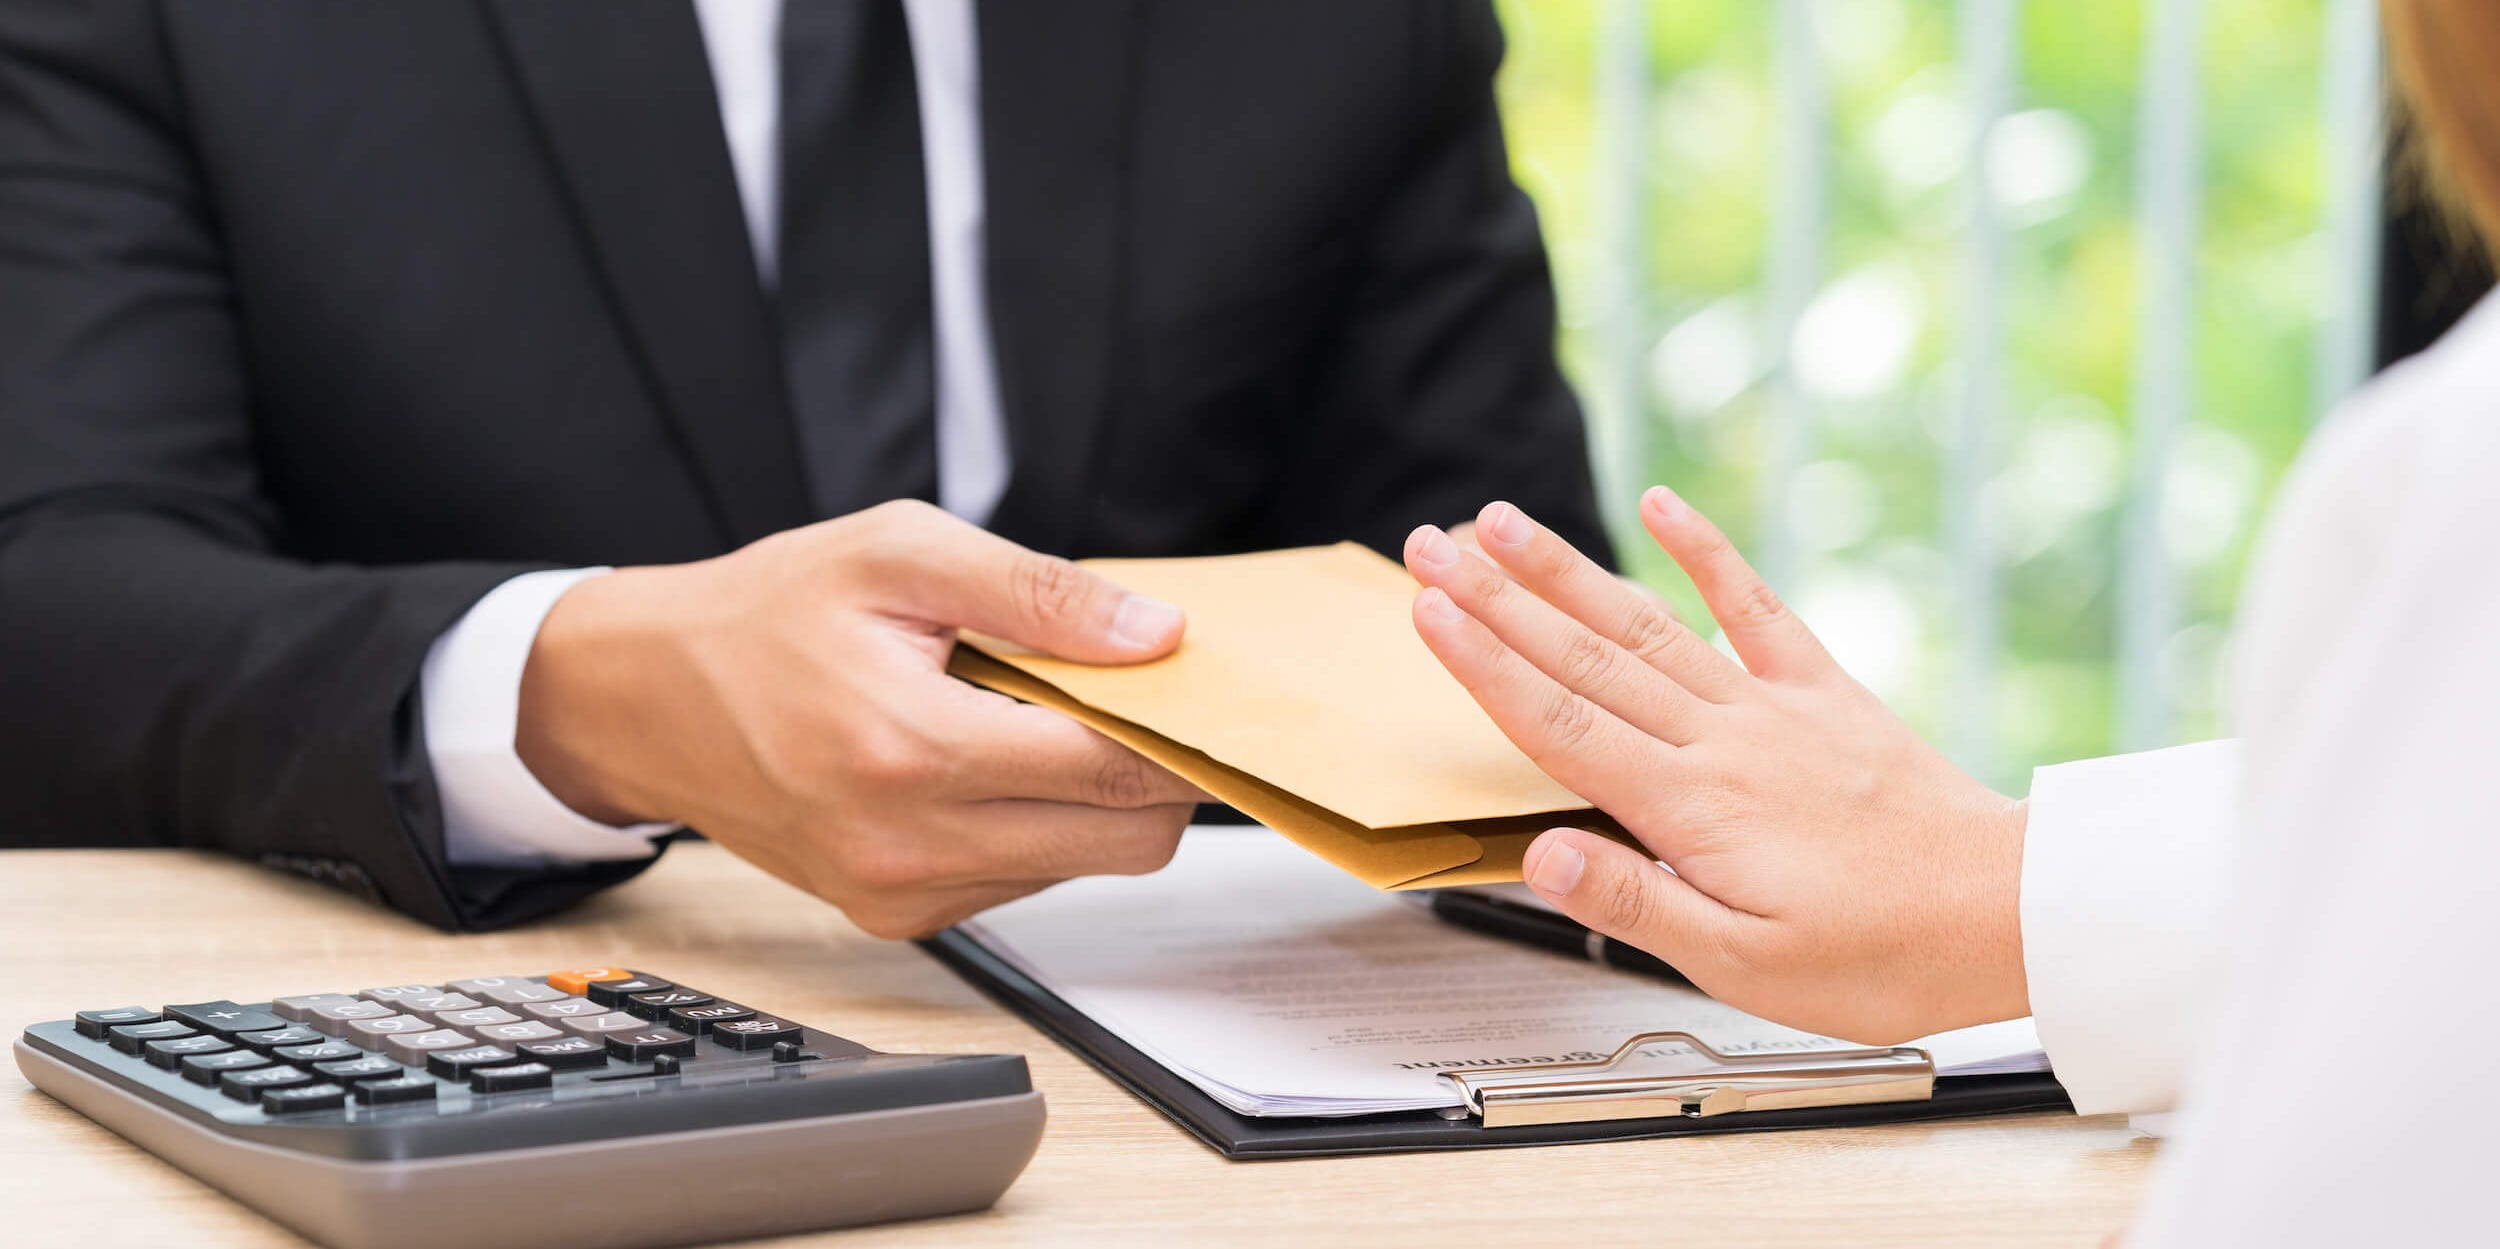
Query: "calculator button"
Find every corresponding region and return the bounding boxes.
[351,1076,440,1105]
[274,1040,363,1065]
[669,1002,757,1034]
[521,997,609,1020]
[446,976,534,995]
[544,967,634,995]
[272,993,362,1022]
[220,1066,315,1100]
[381,1030,478,1062]
[707,1015,806,1050]
[396,993,485,1020]
[433,1006,522,1029]
[144,1035,235,1068]
[478,982,569,1007]
[307,1001,399,1034]
[108,1020,199,1054]
[624,990,712,1019]
[180,1050,275,1085]
[355,985,442,1006]
[343,1015,440,1048]
[469,1062,554,1094]
[423,1044,519,1080]
[605,1028,698,1063]
[74,1007,161,1039]
[312,1056,407,1085]
[585,976,672,1007]
[514,1036,609,1071]
[232,1025,326,1053]
[261,1083,348,1115]
[555,1011,646,1036]
[472,1020,564,1044]
[163,1001,289,1036]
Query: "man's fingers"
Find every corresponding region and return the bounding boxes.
[1638,487,1836,682]
[1410,585,1665,813]
[857,500,1184,664]
[1467,501,1752,702]
[1404,525,1706,744]
[1520,829,1737,985]
[930,685,1209,808]
[944,798,1195,882]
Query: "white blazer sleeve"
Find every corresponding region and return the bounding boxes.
[2020,739,2239,1116]
[420,569,678,867]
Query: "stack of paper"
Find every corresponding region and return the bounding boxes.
[958,828,2048,1119]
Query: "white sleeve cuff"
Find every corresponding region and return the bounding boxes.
[2021,740,2240,1117]
[420,568,678,867]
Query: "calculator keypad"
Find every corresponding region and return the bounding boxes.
[53,970,834,1121]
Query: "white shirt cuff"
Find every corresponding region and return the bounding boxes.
[420,568,677,867]
[2020,740,2240,1117]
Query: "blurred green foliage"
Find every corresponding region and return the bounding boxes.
[1493,0,2335,784]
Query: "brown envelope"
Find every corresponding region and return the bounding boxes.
[949,543,1637,889]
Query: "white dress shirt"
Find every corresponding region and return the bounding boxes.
[424,0,1006,866]
[2019,740,2239,1116]
[2119,294,2500,1241]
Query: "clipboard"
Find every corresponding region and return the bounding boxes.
[921,928,2071,1160]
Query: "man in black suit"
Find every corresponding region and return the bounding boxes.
[0,0,1606,936]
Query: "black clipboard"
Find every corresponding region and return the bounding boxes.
[921,928,2071,1160]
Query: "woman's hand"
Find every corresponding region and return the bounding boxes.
[1403,488,2030,1045]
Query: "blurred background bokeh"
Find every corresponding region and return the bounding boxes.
[1490,0,2382,788]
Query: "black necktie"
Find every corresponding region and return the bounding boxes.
[776,0,939,515]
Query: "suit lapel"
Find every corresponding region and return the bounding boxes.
[976,0,1143,554]
[481,0,810,545]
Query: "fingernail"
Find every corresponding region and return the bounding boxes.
[1110,595,1183,649]
[1481,502,1529,548]
[1643,485,1688,520]
[1528,835,1586,897]
[1410,525,1460,571]
[1416,587,1463,623]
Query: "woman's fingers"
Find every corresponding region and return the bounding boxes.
[1469,501,1752,702]
[1406,525,1707,744]
[1521,829,1741,985]
[1410,585,1669,814]
[1639,486,1837,682]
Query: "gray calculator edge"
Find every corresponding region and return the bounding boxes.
[14,1037,1046,1249]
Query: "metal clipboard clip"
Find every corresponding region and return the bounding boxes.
[1439,1031,1936,1128]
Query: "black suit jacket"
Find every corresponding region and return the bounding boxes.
[0,0,1607,930]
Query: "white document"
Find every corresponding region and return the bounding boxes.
[958,827,2047,1118]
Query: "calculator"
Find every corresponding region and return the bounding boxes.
[11,967,1045,1249]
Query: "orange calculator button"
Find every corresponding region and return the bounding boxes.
[545,967,634,995]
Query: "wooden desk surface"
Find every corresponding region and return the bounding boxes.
[0,844,2155,1247]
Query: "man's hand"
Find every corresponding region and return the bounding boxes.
[514,500,1207,938]
[1403,491,2029,1045]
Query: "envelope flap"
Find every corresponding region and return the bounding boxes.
[959,543,1590,829]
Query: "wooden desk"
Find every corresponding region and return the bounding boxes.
[0,844,2155,1246]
